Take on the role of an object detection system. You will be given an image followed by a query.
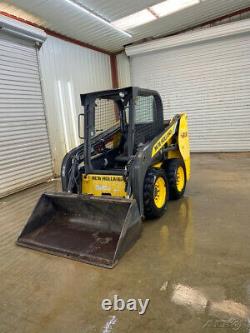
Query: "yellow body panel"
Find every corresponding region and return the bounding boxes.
[151,122,177,157]
[152,113,190,181]
[82,174,126,197]
[168,150,181,159]
[178,114,191,181]
[112,132,122,148]
[153,162,163,169]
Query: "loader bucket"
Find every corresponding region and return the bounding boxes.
[17,193,142,268]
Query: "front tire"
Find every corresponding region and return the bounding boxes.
[143,168,168,219]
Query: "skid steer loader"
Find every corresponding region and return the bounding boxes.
[17,87,190,268]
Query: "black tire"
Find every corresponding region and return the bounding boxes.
[143,168,168,219]
[166,159,186,200]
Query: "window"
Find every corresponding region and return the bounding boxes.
[135,96,155,124]
[94,99,118,136]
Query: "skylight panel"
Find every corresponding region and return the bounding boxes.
[150,0,200,17]
[112,9,156,31]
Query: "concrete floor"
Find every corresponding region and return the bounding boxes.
[0,153,250,333]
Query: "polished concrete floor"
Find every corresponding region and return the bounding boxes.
[0,153,250,333]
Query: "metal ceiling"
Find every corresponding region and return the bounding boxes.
[0,0,250,52]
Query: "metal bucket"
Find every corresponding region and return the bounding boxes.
[17,193,142,268]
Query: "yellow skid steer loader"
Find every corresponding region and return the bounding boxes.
[17,87,190,268]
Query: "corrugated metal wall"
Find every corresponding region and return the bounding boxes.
[39,36,113,175]
[130,32,250,152]
[0,32,53,198]
[116,52,131,87]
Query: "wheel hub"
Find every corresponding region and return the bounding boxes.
[176,166,185,192]
[153,177,167,209]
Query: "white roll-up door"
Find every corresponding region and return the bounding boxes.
[130,27,250,152]
[0,32,53,197]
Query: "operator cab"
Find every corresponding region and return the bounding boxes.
[80,87,164,175]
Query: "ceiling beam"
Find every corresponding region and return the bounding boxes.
[110,54,119,88]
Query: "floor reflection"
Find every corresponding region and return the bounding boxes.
[157,196,194,266]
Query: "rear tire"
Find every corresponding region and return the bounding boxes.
[143,168,168,219]
[166,159,186,200]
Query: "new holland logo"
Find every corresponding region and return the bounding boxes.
[91,175,123,182]
[152,124,176,157]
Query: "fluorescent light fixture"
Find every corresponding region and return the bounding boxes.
[57,80,70,152]
[150,0,200,17]
[67,81,79,146]
[63,0,132,38]
[112,9,156,31]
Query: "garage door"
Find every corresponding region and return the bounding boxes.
[130,31,250,152]
[0,32,53,197]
